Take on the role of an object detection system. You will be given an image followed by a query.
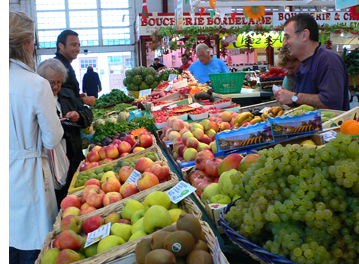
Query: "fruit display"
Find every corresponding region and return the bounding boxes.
[340,119,359,136]
[222,133,359,263]
[259,67,286,79]
[286,104,343,123]
[123,66,159,92]
[93,89,134,108]
[134,214,213,264]
[81,130,154,171]
[141,89,179,104]
[38,186,202,264]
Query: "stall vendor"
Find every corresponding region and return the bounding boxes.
[180,53,191,71]
[188,43,229,84]
[150,57,167,72]
[274,14,349,111]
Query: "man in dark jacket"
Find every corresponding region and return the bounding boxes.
[38,59,93,206]
[82,65,102,98]
[55,30,96,106]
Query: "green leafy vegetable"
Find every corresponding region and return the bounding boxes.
[93,89,134,108]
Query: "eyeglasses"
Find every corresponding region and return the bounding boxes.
[49,80,62,86]
[283,30,303,41]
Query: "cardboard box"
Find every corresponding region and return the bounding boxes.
[204,202,228,234]
[322,106,359,129]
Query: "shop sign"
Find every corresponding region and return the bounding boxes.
[272,11,359,27]
[227,32,284,49]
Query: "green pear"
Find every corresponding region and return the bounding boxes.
[169,202,179,209]
[218,169,238,198]
[129,230,147,241]
[131,217,145,234]
[143,205,172,234]
[209,194,231,204]
[110,223,132,242]
[144,191,171,210]
[131,209,146,224]
[168,208,187,224]
[84,243,97,258]
[97,235,125,254]
[201,183,220,203]
[121,199,145,219]
[41,248,60,264]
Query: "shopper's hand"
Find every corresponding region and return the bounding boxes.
[83,96,96,107]
[274,88,295,105]
[80,93,87,98]
[65,111,80,122]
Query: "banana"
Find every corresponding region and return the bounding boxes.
[234,112,253,125]
[251,117,262,124]
[277,110,284,117]
[272,106,283,115]
[236,117,253,127]
[268,107,275,113]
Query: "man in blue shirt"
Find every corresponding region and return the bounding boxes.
[188,43,229,84]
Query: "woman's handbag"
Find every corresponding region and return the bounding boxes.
[46,139,70,190]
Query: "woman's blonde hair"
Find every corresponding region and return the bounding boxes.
[9,11,35,70]
[277,47,298,68]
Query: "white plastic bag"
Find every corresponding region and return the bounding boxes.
[46,139,69,190]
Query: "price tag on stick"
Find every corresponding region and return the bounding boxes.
[165,84,173,92]
[125,169,142,186]
[165,181,196,204]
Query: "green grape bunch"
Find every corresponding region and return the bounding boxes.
[225,133,359,264]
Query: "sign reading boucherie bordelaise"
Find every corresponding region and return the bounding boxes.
[137,12,359,36]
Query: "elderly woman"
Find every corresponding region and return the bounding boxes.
[277,47,301,92]
[38,59,93,206]
[9,11,63,263]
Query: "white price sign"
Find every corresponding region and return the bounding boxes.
[139,89,152,97]
[213,237,226,264]
[125,169,142,186]
[84,223,111,248]
[165,84,173,92]
[188,103,203,108]
[321,130,337,143]
[168,74,178,81]
[272,84,281,92]
[165,181,196,204]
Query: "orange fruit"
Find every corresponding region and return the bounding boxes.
[346,122,359,136]
[340,120,357,134]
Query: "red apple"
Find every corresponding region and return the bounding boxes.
[58,230,82,251]
[60,215,82,233]
[205,158,223,178]
[80,202,91,211]
[137,172,160,191]
[105,144,119,159]
[80,193,86,204]
[118,219,131,225]
[135,157,154,173]
[119,166,135,183]
[87,162,99,169]
[197,181,213,196]
[101,177,121,193]
[149,162,170,181]
[112,139,121,146]
[87,150,100,163]
[120,153,129,157]
[101,158,114,164]
[118,141,131,154]
[98,147,107,160]
[55,249,81,263]
[85,187,105,208]
[213,177,220,183]
[80,161,89,171]
[85,179,100,187]
[119,182,139,198]
[82,215,105,234]
[83,185,99,200]
[122,134,137,147]
[139,130,151,137]
[132,147,145,153]
[53,235,60,248]
[139,134,153,148]
[79,206,97,216]
[200,135,213,145]
[61,206,80,219]
[103,192,123,207]
[60,195,81,210]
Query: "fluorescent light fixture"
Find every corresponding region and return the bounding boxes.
[284,6,290,12]
[237,8,243,11]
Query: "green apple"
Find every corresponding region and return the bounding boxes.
[110,223,132,242]
[168,209,187,224]
[78,235,86,254]
[105,212,121,225]
[131,217,145,234]
[84,243,97,258]
[131,209,146,224]
[143,205,172,233]
[78,253,86,260]
[201,183,220,203]
[97,235,125,254]
[209,194,231,204]
[232,194,241,202]
[169,202,179,209]
[121,199,145,219]
[41,248,60,264]
[218,169,238,198]
[128,230,147,241]
[143,191,171,210]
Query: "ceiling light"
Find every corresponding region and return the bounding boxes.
[321,6,328,12]
[284,6,290,12]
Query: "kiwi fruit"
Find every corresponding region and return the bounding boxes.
[150,231,171,250]
[164,230,195,257]
[135,238,151,264]
[145,249,176,264]
[162,224,177,232]
[186,249,213,264]
[199,230,206,242]
[193,239,208,251]
[175,257,186,264]
[176,214,202,242]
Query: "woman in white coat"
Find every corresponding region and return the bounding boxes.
[9,11,64,263]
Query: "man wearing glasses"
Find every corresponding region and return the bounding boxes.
[274,13,349,111]
[188,43,229,84]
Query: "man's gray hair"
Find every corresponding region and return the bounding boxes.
[196,43,210,53]
[37,59,68,82]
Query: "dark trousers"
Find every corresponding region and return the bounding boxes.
[9,247,40,264]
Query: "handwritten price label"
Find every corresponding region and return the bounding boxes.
[125,169,142,186]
